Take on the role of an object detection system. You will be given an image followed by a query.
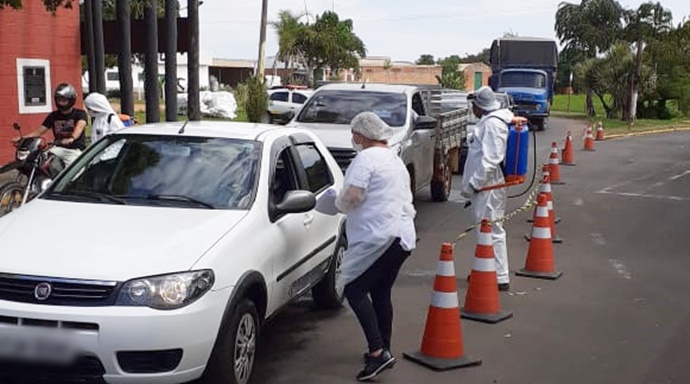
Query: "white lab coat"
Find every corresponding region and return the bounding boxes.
[461,108,513,284]
[84,93,125,144]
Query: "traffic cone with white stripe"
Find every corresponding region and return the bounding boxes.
[561,131,576,166]
[517,193,563,280]
[404,243,482,371]
[584,125,596,151]
[548,141,565,185]
[595,121,605,141]
[526,166,562,243]
[461,220,514,324]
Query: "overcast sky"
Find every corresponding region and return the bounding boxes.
[196,0,690,63]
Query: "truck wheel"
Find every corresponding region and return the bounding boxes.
[431,154,452,202]
[202,299,259,384]
[0,182,24,217]
[312,234,346,309]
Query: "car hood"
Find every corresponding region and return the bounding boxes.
[289,122,407,150]
[0,199,248,281]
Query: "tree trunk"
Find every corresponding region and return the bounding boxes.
[92,0,106,94]
[116,0,134,116]
[84,0,97,94]
[164,0,177,122]
[187,0,201,121]
[144,0,160,123]
[586,89,596,116]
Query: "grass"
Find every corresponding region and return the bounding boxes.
[551,94,690,136]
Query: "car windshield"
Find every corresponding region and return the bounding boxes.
[43,135,261,210]
[500,72,546,88]
[296,90,408,127]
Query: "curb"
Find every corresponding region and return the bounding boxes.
[605,126,690,140]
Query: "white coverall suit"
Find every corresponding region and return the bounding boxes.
[461,108,514,284]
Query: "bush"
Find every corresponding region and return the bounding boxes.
[244,77,268,123]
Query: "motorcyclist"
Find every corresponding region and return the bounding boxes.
[10,83,88,168]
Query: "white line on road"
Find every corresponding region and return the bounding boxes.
[596,189,690,202]
[669,170,690,181]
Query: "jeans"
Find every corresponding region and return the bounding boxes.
[344,238,410,353]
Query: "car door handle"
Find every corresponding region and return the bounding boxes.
[303,214,314,227]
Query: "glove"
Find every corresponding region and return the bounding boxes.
[315,187,339,215]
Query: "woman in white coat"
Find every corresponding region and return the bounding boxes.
[84,92,125,144]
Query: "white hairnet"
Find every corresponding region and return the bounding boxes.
[469,86,501,112]
[350,111,393,141]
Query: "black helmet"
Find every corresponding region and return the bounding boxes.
[54,83,77,112]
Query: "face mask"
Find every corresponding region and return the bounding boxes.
[351,137,363,152]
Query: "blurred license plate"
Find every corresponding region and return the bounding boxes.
[0,330,77,365]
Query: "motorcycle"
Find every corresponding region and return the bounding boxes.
[0,123,64,217]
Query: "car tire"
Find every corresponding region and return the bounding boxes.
[201,299,260,384]
[431,153,452,202]
[0,182,24,218]
[312,234,347,309]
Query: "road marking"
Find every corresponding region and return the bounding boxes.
[596,189,690,202]
[609,259,632,279]
[669,170,690,181]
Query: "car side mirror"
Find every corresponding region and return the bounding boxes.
[276,111,295,125]
[414,115,437,130]
[276,190,316,214]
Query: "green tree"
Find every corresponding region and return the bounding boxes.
[272,10,306,70]
[555,0,624,116]
[244,77,268,123]
[435,56,466,90]
[460,48,491,65]
[416,54,435,65]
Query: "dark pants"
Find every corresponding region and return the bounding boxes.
[344,239,410,353]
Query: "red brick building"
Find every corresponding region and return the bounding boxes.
[0,3,83,164]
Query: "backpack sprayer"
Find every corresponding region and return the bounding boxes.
[477,116,538,198]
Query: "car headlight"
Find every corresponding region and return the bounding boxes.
[116,270,214,310]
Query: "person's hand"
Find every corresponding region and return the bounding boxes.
[60,137,76,146]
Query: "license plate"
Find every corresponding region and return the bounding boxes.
[0,330,78,365]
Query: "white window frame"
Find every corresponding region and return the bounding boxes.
[16,58,52,114]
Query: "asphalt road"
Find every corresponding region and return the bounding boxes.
[250,118,690,384]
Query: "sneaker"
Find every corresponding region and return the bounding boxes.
[362,352,396,369]
[356,349,396,381]
[498,283,510,291]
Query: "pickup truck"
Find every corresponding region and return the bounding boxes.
[284,83,469,202]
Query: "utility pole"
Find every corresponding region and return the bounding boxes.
[187,0,201,121]
[116,0,134,116]
[165,0,178,122]
[257,0,268,81]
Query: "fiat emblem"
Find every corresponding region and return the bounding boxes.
[34,282,53,301]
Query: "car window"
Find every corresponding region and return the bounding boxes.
[270,92,289,102]
[296,90,407,127]
[411,92,425,116]
[295,143,333,193]
[271,149,299,205]
[47,135,260,209]
[291,92,308,104]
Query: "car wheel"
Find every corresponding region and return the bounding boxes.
[312,234,346,309]
[0,182,24,218]
[201,299,259,384]
[431,153,452,202]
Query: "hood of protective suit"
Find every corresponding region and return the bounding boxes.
[84,92,117,117]
[481,108,514,125]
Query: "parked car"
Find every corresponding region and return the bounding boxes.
[0,121,346,384]
[267,87,314,124]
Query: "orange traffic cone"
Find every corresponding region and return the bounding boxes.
[561,131,576,166]
[404,243,482,371]
[595,121,605,141]
[461,220,514,324]
[548,141,565,185]
[584,125,596,151]
[528,164,561,227]
[517,193,563,280]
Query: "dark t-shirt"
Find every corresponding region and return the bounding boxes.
[42,109,88,150]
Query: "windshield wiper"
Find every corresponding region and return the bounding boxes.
[146,194,216,209]
[46,191,126,205]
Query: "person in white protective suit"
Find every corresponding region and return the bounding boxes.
[461,86,514,291]
[334,111,416,382]
[84,92,125,144]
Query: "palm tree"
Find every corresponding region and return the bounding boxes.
[272,10,305,70]
[555,0,623,116]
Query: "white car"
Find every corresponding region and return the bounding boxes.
[0,122,346,384]
[267,88,314,123]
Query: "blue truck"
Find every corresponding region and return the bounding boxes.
[489,37,558,131]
